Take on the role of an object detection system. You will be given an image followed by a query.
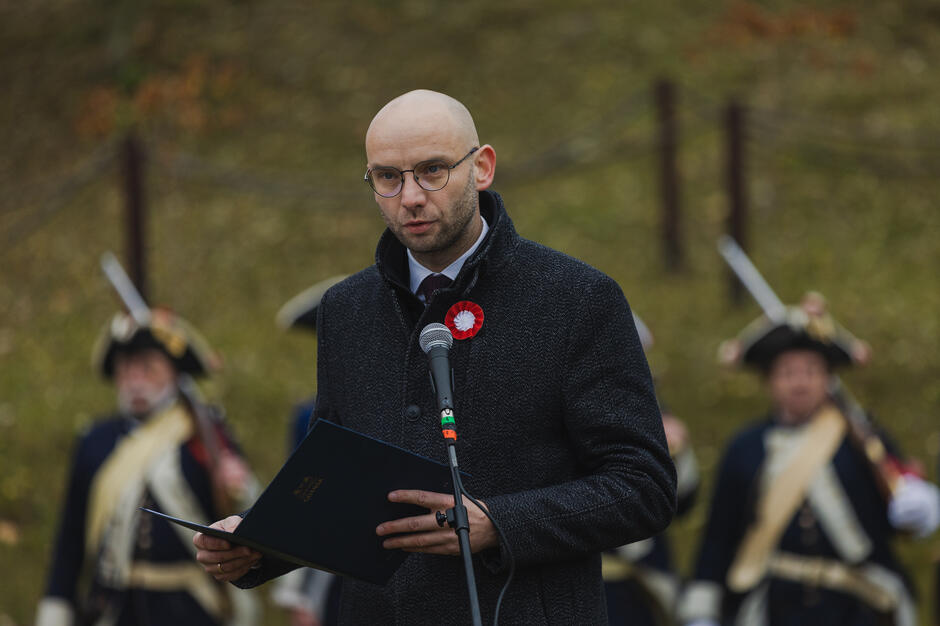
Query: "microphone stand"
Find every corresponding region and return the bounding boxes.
[435,407,483,626]
[420,323,483,626]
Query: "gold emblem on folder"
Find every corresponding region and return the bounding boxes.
[293,476,324,503]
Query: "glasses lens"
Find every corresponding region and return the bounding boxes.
[414,160,450,192]
[369,168,402,197]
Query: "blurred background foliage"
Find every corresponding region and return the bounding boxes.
[1,0,939,623]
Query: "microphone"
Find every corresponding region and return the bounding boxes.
[419,323,454,411]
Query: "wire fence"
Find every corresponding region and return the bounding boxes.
[1,141,118,251]
[4,81,939,257]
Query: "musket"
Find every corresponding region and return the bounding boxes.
[717,236,902,497]
[100,251,236,514]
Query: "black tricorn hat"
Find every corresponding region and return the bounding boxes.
[92,308,220,379]
[718,292,871,372]
[276,275,347,332]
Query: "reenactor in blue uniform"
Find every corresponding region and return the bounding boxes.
[36,309,260,626]
[270,278,345,626]
[603,317,701,626]
[677,293,940,626]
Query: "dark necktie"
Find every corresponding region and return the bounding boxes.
[417,273,452,304]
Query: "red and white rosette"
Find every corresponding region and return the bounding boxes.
[445,301,484,340]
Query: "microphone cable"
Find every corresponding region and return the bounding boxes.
[453,467,515,626]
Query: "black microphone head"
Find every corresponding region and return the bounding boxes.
[419,323,453,354]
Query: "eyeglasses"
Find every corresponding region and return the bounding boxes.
[364,147,479,198]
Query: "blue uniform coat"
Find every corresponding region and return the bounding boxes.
[687,415,913,626]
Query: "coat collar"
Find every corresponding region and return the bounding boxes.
[374,189,518,296]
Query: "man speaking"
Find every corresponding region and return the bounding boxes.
[194,89,676,624]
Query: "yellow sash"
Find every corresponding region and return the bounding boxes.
[85,403,194,559]
[727,404,846,592]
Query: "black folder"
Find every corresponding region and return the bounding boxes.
[143,419,455,585]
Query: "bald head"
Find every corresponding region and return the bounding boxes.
[366,90,479,159]
[363,90,496,272]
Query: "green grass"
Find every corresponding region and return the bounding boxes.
[2,1,939,623]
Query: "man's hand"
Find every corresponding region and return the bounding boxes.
[217,449,251,495]
[289,608,322,626]
[376,490,497,555]
[193,515,262,582]
[662,413,689,456]
[888,475,940,538]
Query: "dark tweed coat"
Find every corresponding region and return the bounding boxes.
[241,190,676,624]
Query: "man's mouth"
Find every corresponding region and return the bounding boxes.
[404,220,433,234]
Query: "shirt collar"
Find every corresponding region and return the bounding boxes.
[408,216,490,295]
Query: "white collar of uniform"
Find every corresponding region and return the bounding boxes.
[408,215,489,295]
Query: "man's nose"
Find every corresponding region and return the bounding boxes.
[399,174,426,209]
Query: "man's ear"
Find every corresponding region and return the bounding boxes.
[473,145,496,191]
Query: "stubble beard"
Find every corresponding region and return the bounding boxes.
[778,393,825,425]
[118,381,176,418]
[406,174,479,256]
